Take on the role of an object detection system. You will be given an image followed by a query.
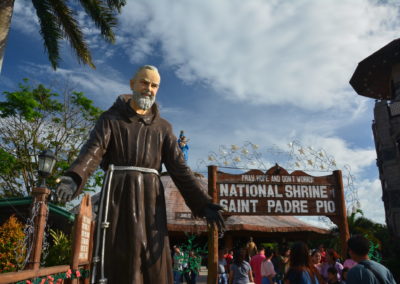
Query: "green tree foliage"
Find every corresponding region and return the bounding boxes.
[0,215,26,273]
[0,79,103,197]
[175,234,207,274]
[324,210,382,259]
[347,209,381,250]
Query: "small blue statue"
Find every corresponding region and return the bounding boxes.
[178,130,189,162]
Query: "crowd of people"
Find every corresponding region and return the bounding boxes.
[216,235,396,284]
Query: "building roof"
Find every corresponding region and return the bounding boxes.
[0,196,75,234]
[162,174,330,235]
[0,196,75,222]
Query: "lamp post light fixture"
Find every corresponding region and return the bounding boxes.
[38,149,56,188]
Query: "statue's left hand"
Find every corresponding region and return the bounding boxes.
[56,176,77,202]
[202,203,225,232]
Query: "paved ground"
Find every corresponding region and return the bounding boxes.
[197,266,208,284]
[178,266,208,284]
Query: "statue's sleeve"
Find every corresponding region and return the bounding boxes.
[162,125,211,217]
[66,114,111,196]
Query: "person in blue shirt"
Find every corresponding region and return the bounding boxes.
[346,235,396,284]
[284,242,322,284]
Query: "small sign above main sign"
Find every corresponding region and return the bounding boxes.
[216,166,339,216]
[176,212,193,219]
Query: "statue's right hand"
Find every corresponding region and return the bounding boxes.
[56,176,77,202]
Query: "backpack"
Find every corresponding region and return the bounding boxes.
[358,261,385,284]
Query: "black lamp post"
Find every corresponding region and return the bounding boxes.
[38,150,56,188]
[27,150,56,270]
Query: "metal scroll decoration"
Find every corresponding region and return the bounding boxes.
[196,140,360,214]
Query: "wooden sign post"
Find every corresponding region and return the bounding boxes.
[26,187,51,270]
[207,166,218,284]
[330,170,350,258]
[70,194,95,284]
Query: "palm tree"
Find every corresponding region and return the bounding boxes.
[325,209,383,260]
[347,209,379,241]
[0,0,126,73]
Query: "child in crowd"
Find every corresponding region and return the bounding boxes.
[327,267,340,284]
[321,249,343,282]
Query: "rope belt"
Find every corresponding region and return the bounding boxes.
[111,165,159,175]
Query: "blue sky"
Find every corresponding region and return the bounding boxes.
[1,0,399,227]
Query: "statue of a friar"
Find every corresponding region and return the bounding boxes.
[56,65,224,284]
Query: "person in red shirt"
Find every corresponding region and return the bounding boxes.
[250,246,266,284]
[318,244,327,263]
[224,249,233,274]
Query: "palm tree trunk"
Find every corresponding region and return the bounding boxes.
[0,0,15,73]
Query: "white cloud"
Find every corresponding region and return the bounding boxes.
[299,135,376,175]
[12,2,38,34]
[21,63,129,106]
[356,178,386,224]
[118,0,400,110]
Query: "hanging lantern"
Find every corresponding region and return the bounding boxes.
[38,150,56,187]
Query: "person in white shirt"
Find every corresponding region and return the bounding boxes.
[261,248,276,284]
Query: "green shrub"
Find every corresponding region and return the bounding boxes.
[42,229,72,266]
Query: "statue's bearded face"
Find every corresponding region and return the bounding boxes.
[130,69,160,111]
[132,90,156,110]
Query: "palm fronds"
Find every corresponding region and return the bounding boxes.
[49,0,95,68]
[106,0,126,12]
[32,0,63,69]
[32,0,125,69]
[78,0,118,43]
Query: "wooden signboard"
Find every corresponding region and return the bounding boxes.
[70,194,95,284]
[217,167,339,216]
[207,165,350,284]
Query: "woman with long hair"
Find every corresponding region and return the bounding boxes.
[229,248,254,284]
[284,242,322,284]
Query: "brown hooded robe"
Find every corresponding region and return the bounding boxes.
[67,95,211,283]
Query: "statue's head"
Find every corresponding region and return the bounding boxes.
[130,65,161,111]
